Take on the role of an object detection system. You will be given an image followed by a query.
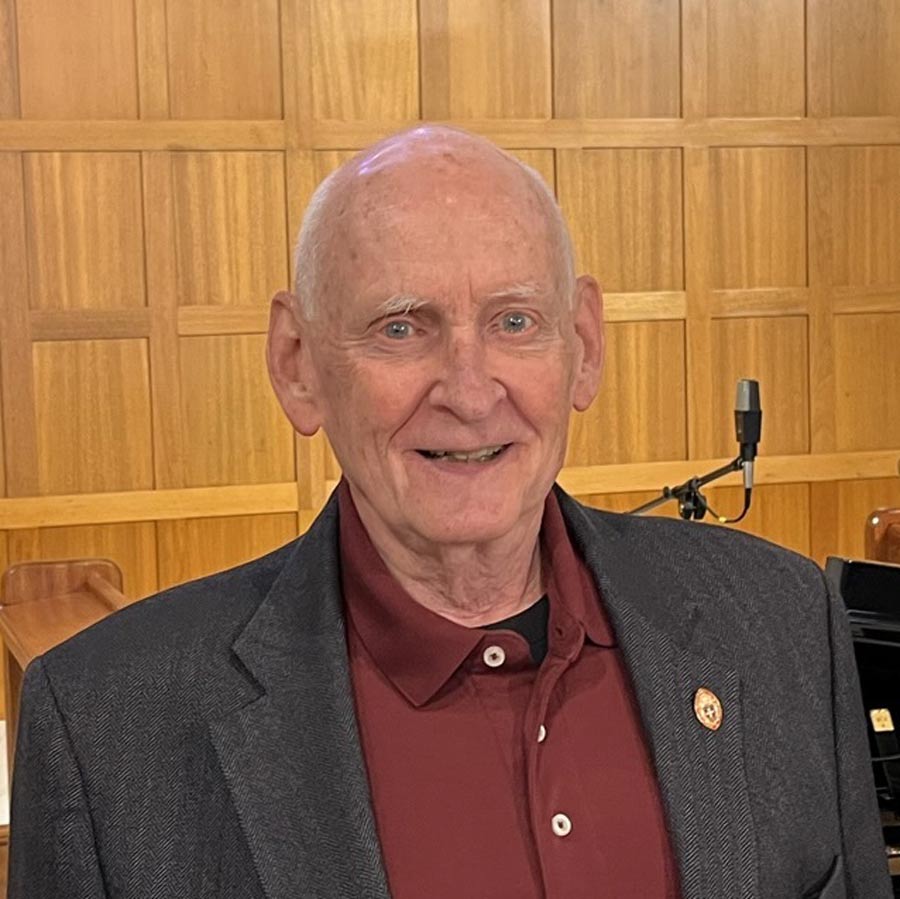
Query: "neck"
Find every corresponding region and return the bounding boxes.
[350,487,546,628]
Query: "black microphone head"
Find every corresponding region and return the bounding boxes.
[734,378,762,456]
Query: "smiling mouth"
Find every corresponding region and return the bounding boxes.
[417,444,510,463]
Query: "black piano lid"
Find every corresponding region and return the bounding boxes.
[825,556,900,634]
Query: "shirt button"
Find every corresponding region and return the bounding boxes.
[483,645,506,668]
[551,813,572,837]
[537,724,547,743]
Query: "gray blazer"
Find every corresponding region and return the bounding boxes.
[8,490,892,898]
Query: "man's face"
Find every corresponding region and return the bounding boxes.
[287,152,601,548]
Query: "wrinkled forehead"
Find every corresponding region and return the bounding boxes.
[330,144,560,293]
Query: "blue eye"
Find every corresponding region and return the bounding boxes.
[501,312,533,333]
[383,320,413,339]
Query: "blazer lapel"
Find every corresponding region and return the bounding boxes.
[208,498,390,899]
[558,490,760,899]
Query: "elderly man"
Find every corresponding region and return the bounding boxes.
[9,126,890,899]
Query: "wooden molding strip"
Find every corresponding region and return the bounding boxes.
[832,287,900,316]
[177,305,271,336]
[0,483,298,529]
[30,307,153,340]
[603,292,686,322]
[2,117,899,152]
[1,452,897,529]
[709,287,809,318]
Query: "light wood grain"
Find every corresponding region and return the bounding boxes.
[834,313,900,452]
[0,0,20,117]
[566,321,687,466]
[506,148,555,193]
[166,0,282,120]
[708,316,809,457]
[33,339,154,495]
[709,147,807,289]
[16,0,138,118]
[705,0,805,117]
[420,0,551,119]
[553,0,680,119]
[31,309,153,341]
[157,513,297,589]
[830,147,900,287]
[825,0,900,116]
[24,152,145,310]
[134,0,169,118]
[7,522,158,600]
[311,0,418,122]
[166,152,288,306]
[558,148,683,292]
[178,335,296,487]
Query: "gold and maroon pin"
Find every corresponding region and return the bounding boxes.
[693,687,724,731]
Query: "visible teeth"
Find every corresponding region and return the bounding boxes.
[424,445,505,462]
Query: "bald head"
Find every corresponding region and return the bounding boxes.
[292,126,575,320]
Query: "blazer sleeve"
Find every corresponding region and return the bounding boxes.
[7,658,109,899]
[823,569,893,897]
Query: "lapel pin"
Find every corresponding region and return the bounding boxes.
[694,687,723,731]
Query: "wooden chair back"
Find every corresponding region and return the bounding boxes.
[866,508,900,565]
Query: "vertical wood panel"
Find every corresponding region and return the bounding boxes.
[706,483,811,557]
[33,339,154,494]
[134,0,170,118]
[708,317,809,457]
[833,313,900,452]
[567,321,687,466]
[705,0,805,116]
[0,0,20,116]
[0,154,39,495]
[166,0,282,119]
[178,335,295,487]
[420,0,551,119]
[168,152,288,306]
[823,0,900,116]
[24,153,146,310]
[311,0,418,121]
[7,523,159,599]
[709,148,807,289]
[16,0,138,118]
[553,0,680,118]
[830,147,900,287]
[558,148,683,292]
[156,514,297,589]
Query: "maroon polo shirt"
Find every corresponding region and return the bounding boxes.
[339,481,680,898]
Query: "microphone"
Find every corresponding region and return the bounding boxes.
[734,379,762,491]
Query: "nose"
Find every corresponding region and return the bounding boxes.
[428,329,507,421]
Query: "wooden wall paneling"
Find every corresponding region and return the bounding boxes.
[810,477,900,564]
[708,316,809,458]
[32,338,154,495]
[419,0,551,119]
[830,147,900,288]
[705,483,811,557]
[168,152,288,306]
[580,491,681,519]
[557,148,683,293]
[566,320,687,467]
[143,152,186,489]
[0,357,5,496]
[704,0,805,116]
[311,0,418,122]
[833,313,900,452]
[823,0,900,116]
[506,148,555,192]
[681,0,709,119]
[552,0,680,118]
[806,0,832,118]
[683,147,716,458]
[0,153,39,495]
[156,513,297,590]
[24,152,145,310]
[709,147,807,290]
[166,0,282,120]
[281,0,314,150]
[806,147,836,453]
[178,334,295,488]
[16,0,138,118]
[0,0,20,116]
[134,0,170,118]
[7,522,159,599]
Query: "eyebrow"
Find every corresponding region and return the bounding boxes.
[483,282,544,301]
[374,293,432,316]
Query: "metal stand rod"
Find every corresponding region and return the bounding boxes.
[628,457,744,519]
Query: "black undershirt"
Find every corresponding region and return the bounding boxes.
[483,595,550,664]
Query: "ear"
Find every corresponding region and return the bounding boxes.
[266,290,324,437]
[571,275,604,412]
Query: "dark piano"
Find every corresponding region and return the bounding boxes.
[826,556,900,892]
